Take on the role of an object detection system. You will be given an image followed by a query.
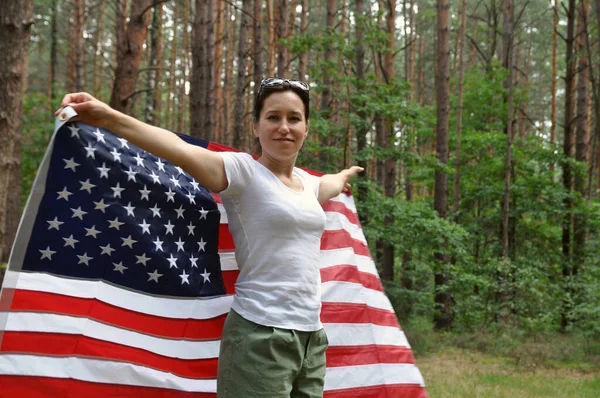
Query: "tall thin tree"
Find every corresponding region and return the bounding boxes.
[561,0,577,330]
[573,0,590,268]
[110,0,158,114]
[433,0,452,330]
[233,0,252,149]
[0,0,34,263]
[501,0,515,259]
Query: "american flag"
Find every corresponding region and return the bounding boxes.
[0,117,427,397]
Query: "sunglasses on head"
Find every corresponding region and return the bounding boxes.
[259,78,310,93]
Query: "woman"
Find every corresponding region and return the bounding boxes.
[58,78,362,397]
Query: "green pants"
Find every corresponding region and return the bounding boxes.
[217,309,328,398]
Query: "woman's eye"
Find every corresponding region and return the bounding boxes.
[267,115,278,120]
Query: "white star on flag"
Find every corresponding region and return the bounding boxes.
[197,237,206,252]
[147,269,162,282]
[135,253,151,266]
[108,217,124,230]
[71,207,87,220]
[139,185,151,201]
[180,270,190,285]
[200,269,211,283]
[113,262,128,274]
[99,244,115,256]
[76,253,93,266]
[198,207,208,220]
[97,163,110,178]
[84,225,101,238]
[39,246,56,260]
[93,199,109,213]
[63,235,79,248]
[110,148,122,163]
[93,128,106,143]
[79,179,96,193]
[63,157,80,172]
[139,220,151,234]
[57,187,72,201]
[47,217,64,230]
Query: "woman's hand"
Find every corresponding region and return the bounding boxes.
[55,92,116,128]
[318,166,364,204]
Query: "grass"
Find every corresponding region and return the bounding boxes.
[417,348,600,398]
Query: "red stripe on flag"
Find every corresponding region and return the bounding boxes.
[320,265,383,292]
[4,289,226,340]
[322,201,360,225]
[321,230,370,256]
[326,345,416,367]
[0,376,214,398]
[324,384,428,398]
[221,269,238,294]
[0,332,218,379]
[217,224,235,250]
[321,303,399,328]
[206,141,240,153]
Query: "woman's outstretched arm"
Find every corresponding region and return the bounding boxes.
[317,166,363,204]
[57,92,228,193]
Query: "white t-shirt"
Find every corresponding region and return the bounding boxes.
[219,152,326,331]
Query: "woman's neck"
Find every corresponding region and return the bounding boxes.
[258,153,297,177]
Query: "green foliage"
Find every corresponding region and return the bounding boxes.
[21,93,55,209]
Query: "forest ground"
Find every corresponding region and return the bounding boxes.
[418,347,600,397]
[409,324,600,398]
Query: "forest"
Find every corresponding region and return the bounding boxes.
[1,0,600,395]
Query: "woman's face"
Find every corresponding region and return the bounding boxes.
[253,91,309,162]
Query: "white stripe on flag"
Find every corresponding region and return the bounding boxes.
[328,194,359,213]
[324,363,426,390]
[0,354,217,392]
[324,213,367,243]
[2,312,221,359]
[3,271,232,319]
[325,323,410,347]
[321,281,395,311]
[319,248,379,276]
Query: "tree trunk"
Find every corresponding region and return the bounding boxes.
[550,0,558,166]
[277,0,289,76]
[380,0,397,283]
[573,0,590,270]
[0,0,34,263]
[318,0,336,165]
[48,0,58,101]
[594,0,600,194]
[191,0,215,140]
[233,0,252,150]
[298,0,309,80]
[166,0,178,130]
[67,0,85,92]
[433,0,452,331]
[109,0,154,114]
[452,0,467,219]
[223,1,235,145]
[254,0,264,92]
[595,0,600,192]
[266,0,276,76]
[355,0,369,226]
[501,0,514,260]
[145,4,163,125]
[179,0,193,133]
[213,0,225,142]
[561,0,577,331]
[93,0,106,95]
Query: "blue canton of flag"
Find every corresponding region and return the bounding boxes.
[21,122,226,298]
